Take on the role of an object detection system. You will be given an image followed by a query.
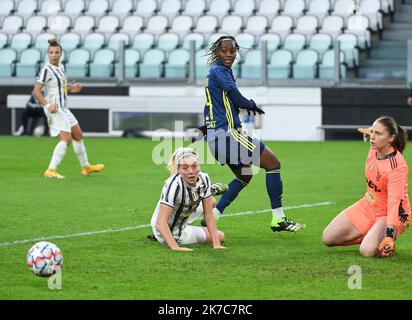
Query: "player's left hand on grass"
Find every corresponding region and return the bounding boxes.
[378,236,395,257]
[213,245,226,250]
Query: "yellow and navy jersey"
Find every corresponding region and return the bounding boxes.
[203,60,241,132]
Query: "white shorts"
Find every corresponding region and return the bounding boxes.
[44,108,78,137]
[153,225,207,245]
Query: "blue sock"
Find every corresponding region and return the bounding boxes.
[266,169,283,209]
[216,178,248,214]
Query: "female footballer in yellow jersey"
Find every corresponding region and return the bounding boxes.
[323,116,410,257]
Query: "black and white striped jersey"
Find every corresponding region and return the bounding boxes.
[151,171,212,239]
[36,63,68,111]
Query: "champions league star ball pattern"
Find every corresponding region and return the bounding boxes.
[27,241,63,277]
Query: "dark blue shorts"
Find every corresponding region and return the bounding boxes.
[207,127,265,167]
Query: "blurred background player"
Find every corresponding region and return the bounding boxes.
[407,85,412,107]
[201,36,305,233]
[150,147,225,251]
[322,116,410,257]
[17,91,49,136]
[32,38,104,179]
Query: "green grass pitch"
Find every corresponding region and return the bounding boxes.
[0,136,411,299]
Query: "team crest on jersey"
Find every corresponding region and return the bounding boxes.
[367,192,375,204]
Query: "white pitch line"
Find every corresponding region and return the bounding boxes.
[0,201,335,248]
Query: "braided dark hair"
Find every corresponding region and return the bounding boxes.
[206,36,240,66]
[376,116,408,153]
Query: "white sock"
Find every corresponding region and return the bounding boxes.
[72,140,90,167]
[49,140,68,170]
[272,207,285,219]
[213,208,222,220]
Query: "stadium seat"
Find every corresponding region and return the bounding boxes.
[10,32,32,54]
[267,49,293,79]
[319,49,347,79]
[165,49,190,78]
[72,16,96,39]
[63,0,86,21]
[282,33,306,59]
[24,16,47,37]
[281,0,306,20]
[0,33,8,49]
[195,49,209,79]
[135,0,158,19]
[193,15,218,36]
[169,15,194,38]
[235,33,256,50]
[337,33,360,68]
[232,0,256,19]
[244,16,269,36]
[332,0,356,23]
[182,33,205,51]
[16,48,42,77]
[145,15,169,36]
[308,33,333,57]
[219,15,243,35]
[157,33,180,52]
[120,16,144,38]
[256,0,280,22]
[66,48,90,78]
[132,33,155,55]
[0,0,15,25]
[115,48,140,78]
[345,15,371,49]
[0,48,17,77]
[90,48,115,78]
[60,32,81,53]
[108,33,131,54]
[359,0,383,31]
[111,0,134,20]
[83,33,106,58]
[95,15,120,38]
[207,0,231,23]
[39,0,62,16]
[34,32,57,55]
[158,0,182,21]
[241,49,262,79]
[139,49,165,78]
[292,49,319,79]
[47,15,71,36]
[380,0,395,14]
[306,0,331,22]
[85,0,110,17]
[269,16,293,40]
[259,33,282,52]
[182,0,207,22]
[1,15,24,35]
[319,15,344,39]
[15,0,38,23]
[294,15,319,37]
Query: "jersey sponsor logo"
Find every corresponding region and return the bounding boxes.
[366,178,381,193]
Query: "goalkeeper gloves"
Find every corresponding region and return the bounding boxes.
[378,228,396,257]
[247,100,265,116]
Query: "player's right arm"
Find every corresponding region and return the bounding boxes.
[33,68,57,113]
[156,204,193,252]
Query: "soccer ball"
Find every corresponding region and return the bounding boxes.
[27,241,63,277]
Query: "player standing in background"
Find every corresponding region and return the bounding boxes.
[150,147,225,251]
[407,86,412,107]
[323,116,410,257]
[32,38,104,179]
[201,36,305,232]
